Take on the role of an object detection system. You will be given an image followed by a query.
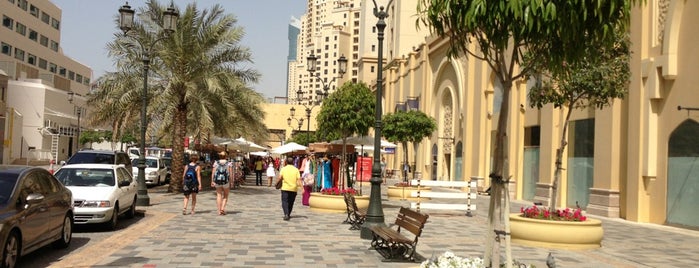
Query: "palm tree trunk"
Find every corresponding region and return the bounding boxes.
[168,106,187,193]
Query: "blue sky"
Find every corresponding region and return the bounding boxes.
[52,0,307,101]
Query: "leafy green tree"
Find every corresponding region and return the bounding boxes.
[99,0,266,193]
[528,30,631,214]
[79,130,104,148]
[417,0,640,266]
[382,110,436,183]
[317,82,375,188]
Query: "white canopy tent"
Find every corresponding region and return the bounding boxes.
[271,142,308,155]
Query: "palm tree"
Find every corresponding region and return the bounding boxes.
[97,0,266,192]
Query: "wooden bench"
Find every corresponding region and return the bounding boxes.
[369,207,429,262]
[343,193,366,230]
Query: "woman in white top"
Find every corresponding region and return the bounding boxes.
[266,157,276,187]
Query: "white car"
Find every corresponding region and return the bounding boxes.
[53,164,138,230]
[131,156,168,186]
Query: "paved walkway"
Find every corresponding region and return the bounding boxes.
[50,176,699,267]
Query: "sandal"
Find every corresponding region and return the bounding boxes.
[220,210,226,215]
[190,210,195,215]
[182,208,187,215]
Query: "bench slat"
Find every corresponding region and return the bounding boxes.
[410,203,476,210]
[410,192,477,199]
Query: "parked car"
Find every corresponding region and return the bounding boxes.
[160,157,172,184]
[62,150,132,171]
[0,166,73,268]
[53,164,137,230]
[131,157,168,186]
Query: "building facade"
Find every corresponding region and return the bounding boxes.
[0,0,92,164]
[375,0,698,229]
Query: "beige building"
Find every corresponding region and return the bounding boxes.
[364,0,699,229]
[0,0,92,164]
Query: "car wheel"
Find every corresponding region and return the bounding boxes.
[106,206,118,230]
[125,196,136,219]
[1,231,19,268]
[52,214,72,249]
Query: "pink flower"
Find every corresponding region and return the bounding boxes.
[520,206,588,222]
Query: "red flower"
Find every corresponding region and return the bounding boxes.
[520,206,587,222]
[320,187,358,196]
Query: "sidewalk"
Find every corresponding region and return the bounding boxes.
[52,176,699,267]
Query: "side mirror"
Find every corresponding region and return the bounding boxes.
[60,161,66,165]
[119,180,131,187]
[26,193,45,204]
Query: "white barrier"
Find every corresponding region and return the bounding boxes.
[410,179,478,216]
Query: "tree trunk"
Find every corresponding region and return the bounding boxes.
[412,142,419,181]
[484,78,513,268]
[402,142,409,183]
[167,105,187,193]
[341,138,347,189]
[549,106,573,213]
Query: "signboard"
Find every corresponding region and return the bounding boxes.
[384,147,395,154]
[356,156,372,182]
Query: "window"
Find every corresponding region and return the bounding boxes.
[27,53,36,65]
[1,42,11,56]
[28,29,37,41]
[76,74,83,83]
[84,78,90,85]
[325,37,329,42]
[2,16,13,29]
[17,0,27,11]
[7,0,15,4]
[371,45,375,52]
[51,18,59,30]
[15,22,26,35]
[40,35,48,46]
[50,40,58,51]
[68,71,75,80]
[14,48,25,61]
[38,58,47,69]
[371,66,375,73]
[30,5,39,17]
[59,67,66,76]
[41,12,49,24]
[49,62,57,73]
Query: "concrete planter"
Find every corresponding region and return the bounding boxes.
[308,193,369,213]
[510,213,603,250]
[386,186,432,200]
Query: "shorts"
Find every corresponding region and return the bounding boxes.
[183,184,199,195]
[213,180,229,188]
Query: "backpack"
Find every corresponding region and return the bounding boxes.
[184,164,197,186]
[214,163,229,184]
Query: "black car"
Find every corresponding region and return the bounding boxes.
[63,150,132,170]
[0,166,74,268]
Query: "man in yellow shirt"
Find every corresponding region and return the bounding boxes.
[279,157,301,221]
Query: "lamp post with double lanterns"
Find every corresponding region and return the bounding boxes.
[66,92,83,153]
[118,2,178,206]
[286,115,304,134]
[360,0,393,240]
[290,54,348,145]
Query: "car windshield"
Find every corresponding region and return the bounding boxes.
[0,176,17,204]
[67,152,115,165]
[131,158,158,168]
[54,168,116,187]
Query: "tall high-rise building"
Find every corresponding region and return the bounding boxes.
[286,16,301,103]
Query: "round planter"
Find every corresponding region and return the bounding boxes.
[387,186,432,200]
[308,192,369,213]
[509,213,603,250]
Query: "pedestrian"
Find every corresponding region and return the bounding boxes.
[380,157,387,179]
[266,156,276,187]
[254,156,264,186]
[302,153,316,206]
[182,154,202,215]
[211,152,233,215]
[278,156,301,221]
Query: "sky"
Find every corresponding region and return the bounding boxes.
[52,0,307,101]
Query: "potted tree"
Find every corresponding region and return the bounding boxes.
[383,110,436,200]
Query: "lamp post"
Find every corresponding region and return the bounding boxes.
[291,54,347,145]
[360,0,393,240]
[287,116,304,134]
[118,2,178,206]
[67,92,82,152]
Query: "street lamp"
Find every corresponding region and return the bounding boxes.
[360,0,393,240]
[291,54,347,145]
[287,117,304,133]
[118,2,178,206]
[67,92,83,152]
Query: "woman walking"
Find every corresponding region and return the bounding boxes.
[266,156,276,186]
[254,156,264,186]
[211,152,232,215]
[278,157,301,221]
[182,155,202,215]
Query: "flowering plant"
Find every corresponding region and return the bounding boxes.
[520,205,587,221]
[420,251,533,268]
[394,181,412,187]
[320,187,358,196]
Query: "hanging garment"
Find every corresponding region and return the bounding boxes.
[322,160,332,189]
